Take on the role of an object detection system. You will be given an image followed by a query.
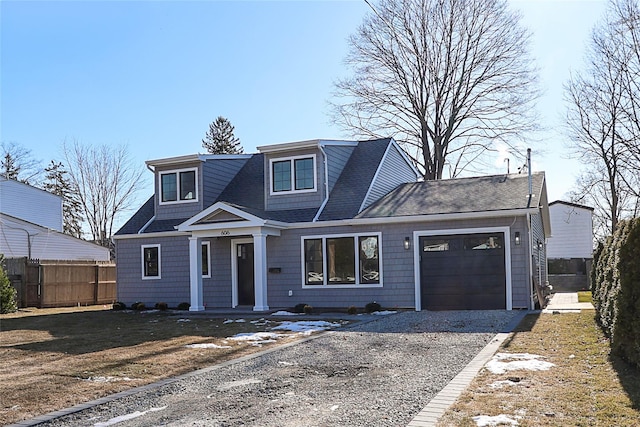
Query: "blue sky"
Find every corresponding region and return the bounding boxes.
[1,0,608,206]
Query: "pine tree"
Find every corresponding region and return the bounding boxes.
[1,153,21,180]
[202,116,243,154]
[44,161,84,238]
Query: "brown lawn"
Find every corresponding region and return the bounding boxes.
[437,311,640,426]
[0,305,340,425]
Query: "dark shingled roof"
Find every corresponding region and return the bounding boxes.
[318,138,392,221]
[144,217,189,233]
[357,172,546,218]
[115,195,154,235]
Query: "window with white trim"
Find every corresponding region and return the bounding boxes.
[202,241,211,278]
[270,155,316,194]
[302,233,381,287]
[142,244,161,279]
[159,168,197,204]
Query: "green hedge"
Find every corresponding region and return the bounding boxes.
[592,218,640,368]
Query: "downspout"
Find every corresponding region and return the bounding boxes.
[313,143,330,222]
[526,148,533,208]
[527,212,535,309]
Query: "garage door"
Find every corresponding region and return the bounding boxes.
[419,233,506,310]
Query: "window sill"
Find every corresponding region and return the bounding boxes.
[301,283,383,289]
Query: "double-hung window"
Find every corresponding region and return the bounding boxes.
[142,244,161,279]
[270,155,316,194]
[159,168,197,204]
[302,233,381,287]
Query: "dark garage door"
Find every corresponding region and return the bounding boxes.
[420,233,506,310]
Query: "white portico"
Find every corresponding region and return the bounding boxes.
[177,202,285,312]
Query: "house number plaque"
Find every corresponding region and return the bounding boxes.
[220,230,231,236]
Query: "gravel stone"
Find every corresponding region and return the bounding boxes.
[37,310,523,427]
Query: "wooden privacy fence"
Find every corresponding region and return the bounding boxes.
[4,257,116,308]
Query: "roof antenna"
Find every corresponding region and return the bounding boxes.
[504,158,510,174]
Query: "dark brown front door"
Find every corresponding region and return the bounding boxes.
[237,243,255,306]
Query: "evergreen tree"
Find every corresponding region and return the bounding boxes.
[1,152,20,180]
[202,116,243,154]
[44,160,84,238]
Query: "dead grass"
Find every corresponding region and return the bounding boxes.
[577,291,593,303]
[437,311,640,426]
[0,305,342,425]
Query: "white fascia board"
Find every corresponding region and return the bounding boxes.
[287,208,540,229]
[145,153,252,168]
[178,202,263,229]
[257,139,357,154]
[112,231,188,240]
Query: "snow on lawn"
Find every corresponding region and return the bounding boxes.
[185,343,232,349]
[271,311,302,316]
[473,414,520,426]
[371,310,397,316]
[485,353,555,375]
[80,376,134,383]
[223,318,246,324]
[271,320,341,335]
[228,332,283,347]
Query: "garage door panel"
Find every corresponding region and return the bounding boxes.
[420,233,506,310]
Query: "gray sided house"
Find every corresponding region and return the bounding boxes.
[114,138,551,311]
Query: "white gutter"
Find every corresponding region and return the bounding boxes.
[313,143,331,222]
[291,208,541,229]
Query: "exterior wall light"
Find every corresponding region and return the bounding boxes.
[514,231,521,245]
[404,237,411,250]
[537,240,543,251]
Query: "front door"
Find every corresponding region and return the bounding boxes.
[237,243,255,306]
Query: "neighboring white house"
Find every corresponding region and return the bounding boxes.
[546,200,594,292]
[547,200,594,259]
[0,177,110,261]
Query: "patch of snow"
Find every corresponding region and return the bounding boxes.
[371,310,397,316]
[93,406,166,426]
[185,343,232,349]
[81,376,134,383]
[473,414,520,426]
[271,311,302,316]
[271,320,341,335]
[229,332,283,342]
[489,380,520,389]
[176,318,191,322]
[330,405,339,411]
[486,353,555,375]
[223,318,246,324]
[216,378,262,391]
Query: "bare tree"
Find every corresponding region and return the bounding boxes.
[331,0,540,179]
[62,141,144,248]
[565,0,640,236]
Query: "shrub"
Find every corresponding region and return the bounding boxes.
[0,263,17,314]
[365,301,381,313]
[592,218,640,369]
[112,301,127,311]
[177,302,190,311]
[347,305,358,315]
[131,302,146,311]
[293,303,308,314]
[303,304,313,315]
[155,302,168,311]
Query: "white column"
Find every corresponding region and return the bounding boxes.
[188,236,205,311]
[252,232,269,311]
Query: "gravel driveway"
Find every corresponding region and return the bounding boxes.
[36,310,522,427]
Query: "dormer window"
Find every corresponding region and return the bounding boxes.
[159,168,197,204]
[270,154,316,195]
